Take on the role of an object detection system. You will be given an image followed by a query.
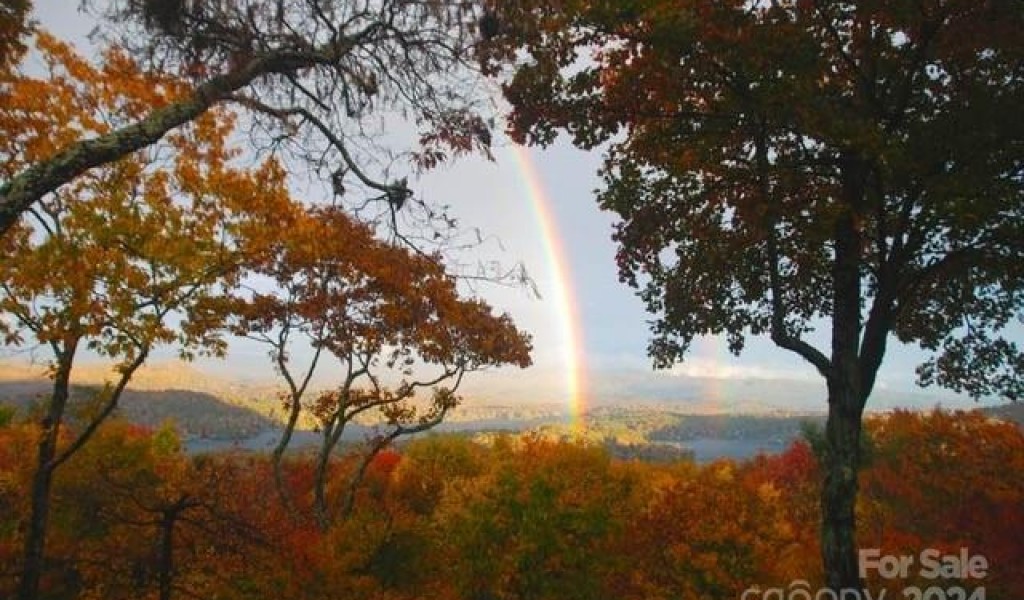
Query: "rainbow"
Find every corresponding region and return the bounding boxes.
[697,336,727,414]
[509,146,587,431]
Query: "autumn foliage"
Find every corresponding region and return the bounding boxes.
[478,0,1024,588]
[1,408,1021,599]
[0,30,310,600]
[0,28,530,600]
[1,5,1022,599]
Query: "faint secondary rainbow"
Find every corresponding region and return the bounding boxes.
[509,146,587,430]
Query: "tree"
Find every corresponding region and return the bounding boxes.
[0,420,283,600]
[0,0,494,240]
[479,0,1024,589]
[0,0,30,70]
[232,204,532,529]
[436,439,632,600]
[63,426,278,600]
[0,33,291,600]
[859,410,1024,598]
[612,460,799,599]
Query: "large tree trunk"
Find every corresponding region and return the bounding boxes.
[18,353,74,600]
[820,157,869,591]
[821,383,865,591]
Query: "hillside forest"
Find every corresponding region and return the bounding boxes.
[1,409,1022,599]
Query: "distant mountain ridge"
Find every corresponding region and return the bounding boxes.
[982,403,1024,428]
[0,359,286,433]
[1,359,1014,446]
[0,379,276,440]
[459,365,998,414]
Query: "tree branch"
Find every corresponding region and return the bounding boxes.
[0,51,322,237]
[338,386,459,518]
[752,120,833,378]
[229,95,398,197]
[50,348,150,470]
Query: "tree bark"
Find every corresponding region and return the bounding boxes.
[821,384,865,591]
[820,160,869,592]
[18,350,75,600]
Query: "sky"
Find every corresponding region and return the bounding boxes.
[17,3,1016,412]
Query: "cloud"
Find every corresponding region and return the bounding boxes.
[666,358,816,381]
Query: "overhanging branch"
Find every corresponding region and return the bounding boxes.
[0,51,317,237]
[229,95,397,197]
